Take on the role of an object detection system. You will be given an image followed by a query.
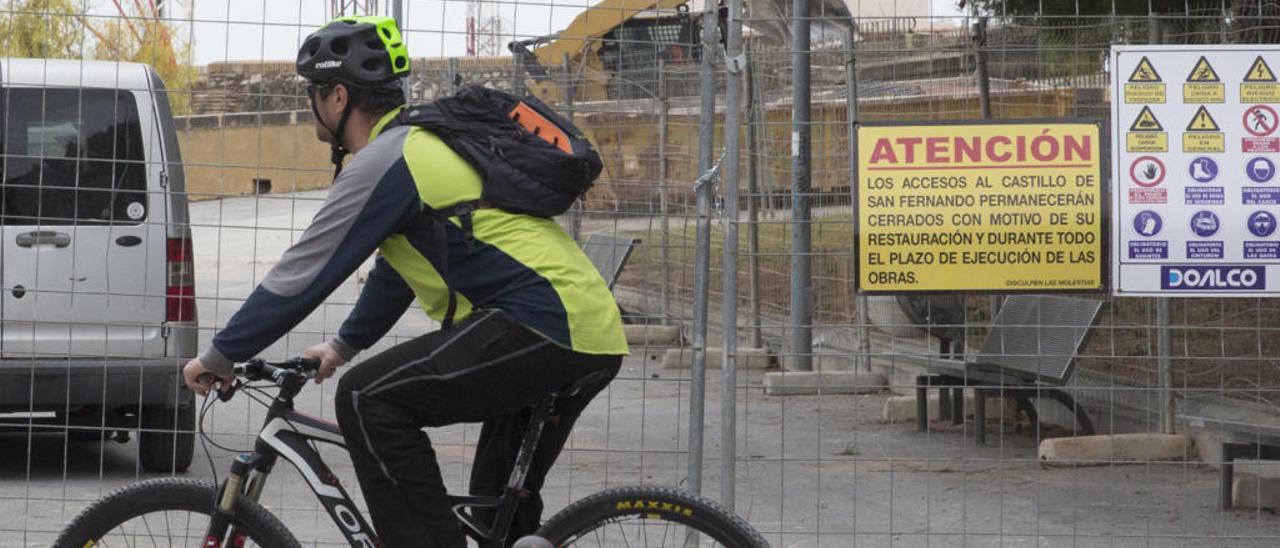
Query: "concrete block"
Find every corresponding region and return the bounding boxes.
[623,325,681,347]
[881,394,1019,423]
[1232,460,1280,479]
[661,347,775,370]
[1038,433,1194,467]
[813,352,858,372]
[762,371,886,396]
[1233,475,1280,509]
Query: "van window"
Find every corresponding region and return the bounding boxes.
[0,88,148,225]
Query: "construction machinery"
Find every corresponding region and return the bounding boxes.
[512,0,700,102]
[511,0,857,102]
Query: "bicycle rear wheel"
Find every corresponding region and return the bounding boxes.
[53,478,299,548]
[535,485,770,548]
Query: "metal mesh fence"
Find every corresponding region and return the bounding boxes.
[3,0,1280,546]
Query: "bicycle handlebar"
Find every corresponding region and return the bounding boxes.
[200,357,322,402]
[233,357,321,382]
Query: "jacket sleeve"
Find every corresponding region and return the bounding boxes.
[200,129,420,375]
[330,255,417,359]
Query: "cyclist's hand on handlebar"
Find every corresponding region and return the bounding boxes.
[183,357,233,397]
[304,342,348,384]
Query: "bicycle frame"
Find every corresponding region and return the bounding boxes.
[202,362,557,548]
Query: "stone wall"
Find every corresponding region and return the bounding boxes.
[176,110,332,200]
[189,58,518,115]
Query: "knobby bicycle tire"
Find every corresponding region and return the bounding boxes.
[536,485,770,548]
[53,477,300,548]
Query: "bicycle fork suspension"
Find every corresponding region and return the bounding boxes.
[206,453,262,547]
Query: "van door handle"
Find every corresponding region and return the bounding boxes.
[16,230,71,248]
[115,235,142,247]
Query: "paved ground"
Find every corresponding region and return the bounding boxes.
[3,192,1280,547]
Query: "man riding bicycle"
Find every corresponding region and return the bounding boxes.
[182,16,627,548]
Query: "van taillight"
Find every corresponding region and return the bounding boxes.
[166,237,195,322]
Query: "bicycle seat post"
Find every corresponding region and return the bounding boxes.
[486,393,556,545]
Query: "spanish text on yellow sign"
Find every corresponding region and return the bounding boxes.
[856,122,1104,293]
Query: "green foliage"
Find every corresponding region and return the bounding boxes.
[92,12,198,114]
[0,1,198,114]
[0,0,85,58]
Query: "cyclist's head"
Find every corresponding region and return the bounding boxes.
[298,15,409,90]
[297,16,410,174]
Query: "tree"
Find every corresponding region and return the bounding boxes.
[0,0,86,58]
[82,1,198,114]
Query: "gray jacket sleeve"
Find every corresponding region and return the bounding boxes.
[201,128,419,375]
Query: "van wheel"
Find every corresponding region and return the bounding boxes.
[138,403,195,473]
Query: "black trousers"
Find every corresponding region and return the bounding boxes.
[334,310,621,548]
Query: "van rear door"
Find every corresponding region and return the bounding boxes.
[0,85,164,358]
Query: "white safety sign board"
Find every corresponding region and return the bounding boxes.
[1112,45,1280,296]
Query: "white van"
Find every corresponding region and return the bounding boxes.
[0,59,197,472]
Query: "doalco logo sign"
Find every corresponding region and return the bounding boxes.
[1161,266,1265,290]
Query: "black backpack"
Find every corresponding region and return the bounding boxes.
[385,85,603,327]
[389,84,602,220]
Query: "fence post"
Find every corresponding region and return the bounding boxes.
[393,0,409,101]
[788,0,814,371]
[745,53,762,348]
[1148,11,1175,434]
[720,0,744,510]
[448,57,460,94]
[688,0,719,501]
[975,16,991,119]
[563,53,581,243]
[972,15,999,322]
[844,27,870,372]
[1157,299,1174,433]
[513,48,526,96]
[658,59,671,322]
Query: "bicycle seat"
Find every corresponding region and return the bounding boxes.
[550,369,612,399]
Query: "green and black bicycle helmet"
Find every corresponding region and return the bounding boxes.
[298,15,409,87]
[297,16,410,176]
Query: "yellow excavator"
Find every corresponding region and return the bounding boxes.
[511,0,697,102]
[511,0,852,102]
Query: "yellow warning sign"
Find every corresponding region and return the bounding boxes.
[1245,56,1276,82]
[1186,106,1220,131]
[1127,106,1168,152]
[1241,56,1280,102]
[1129,57,1162,82]
[1183,106,1225,152]
[1125,56,1166,103]
[855,122,1103,293]
[1187,57,1220,82]
[1184,56,1225,103]
[1130,106,1163,131]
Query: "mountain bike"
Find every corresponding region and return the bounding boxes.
[53,357,770,547]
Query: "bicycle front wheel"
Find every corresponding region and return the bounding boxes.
[53,478,300,548]
[536,485,770,548]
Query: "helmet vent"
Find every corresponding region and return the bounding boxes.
[331,37,349,55]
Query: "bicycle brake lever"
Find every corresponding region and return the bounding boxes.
[216,379,244,402]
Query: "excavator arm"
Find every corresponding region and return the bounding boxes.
[529,0,692,69]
